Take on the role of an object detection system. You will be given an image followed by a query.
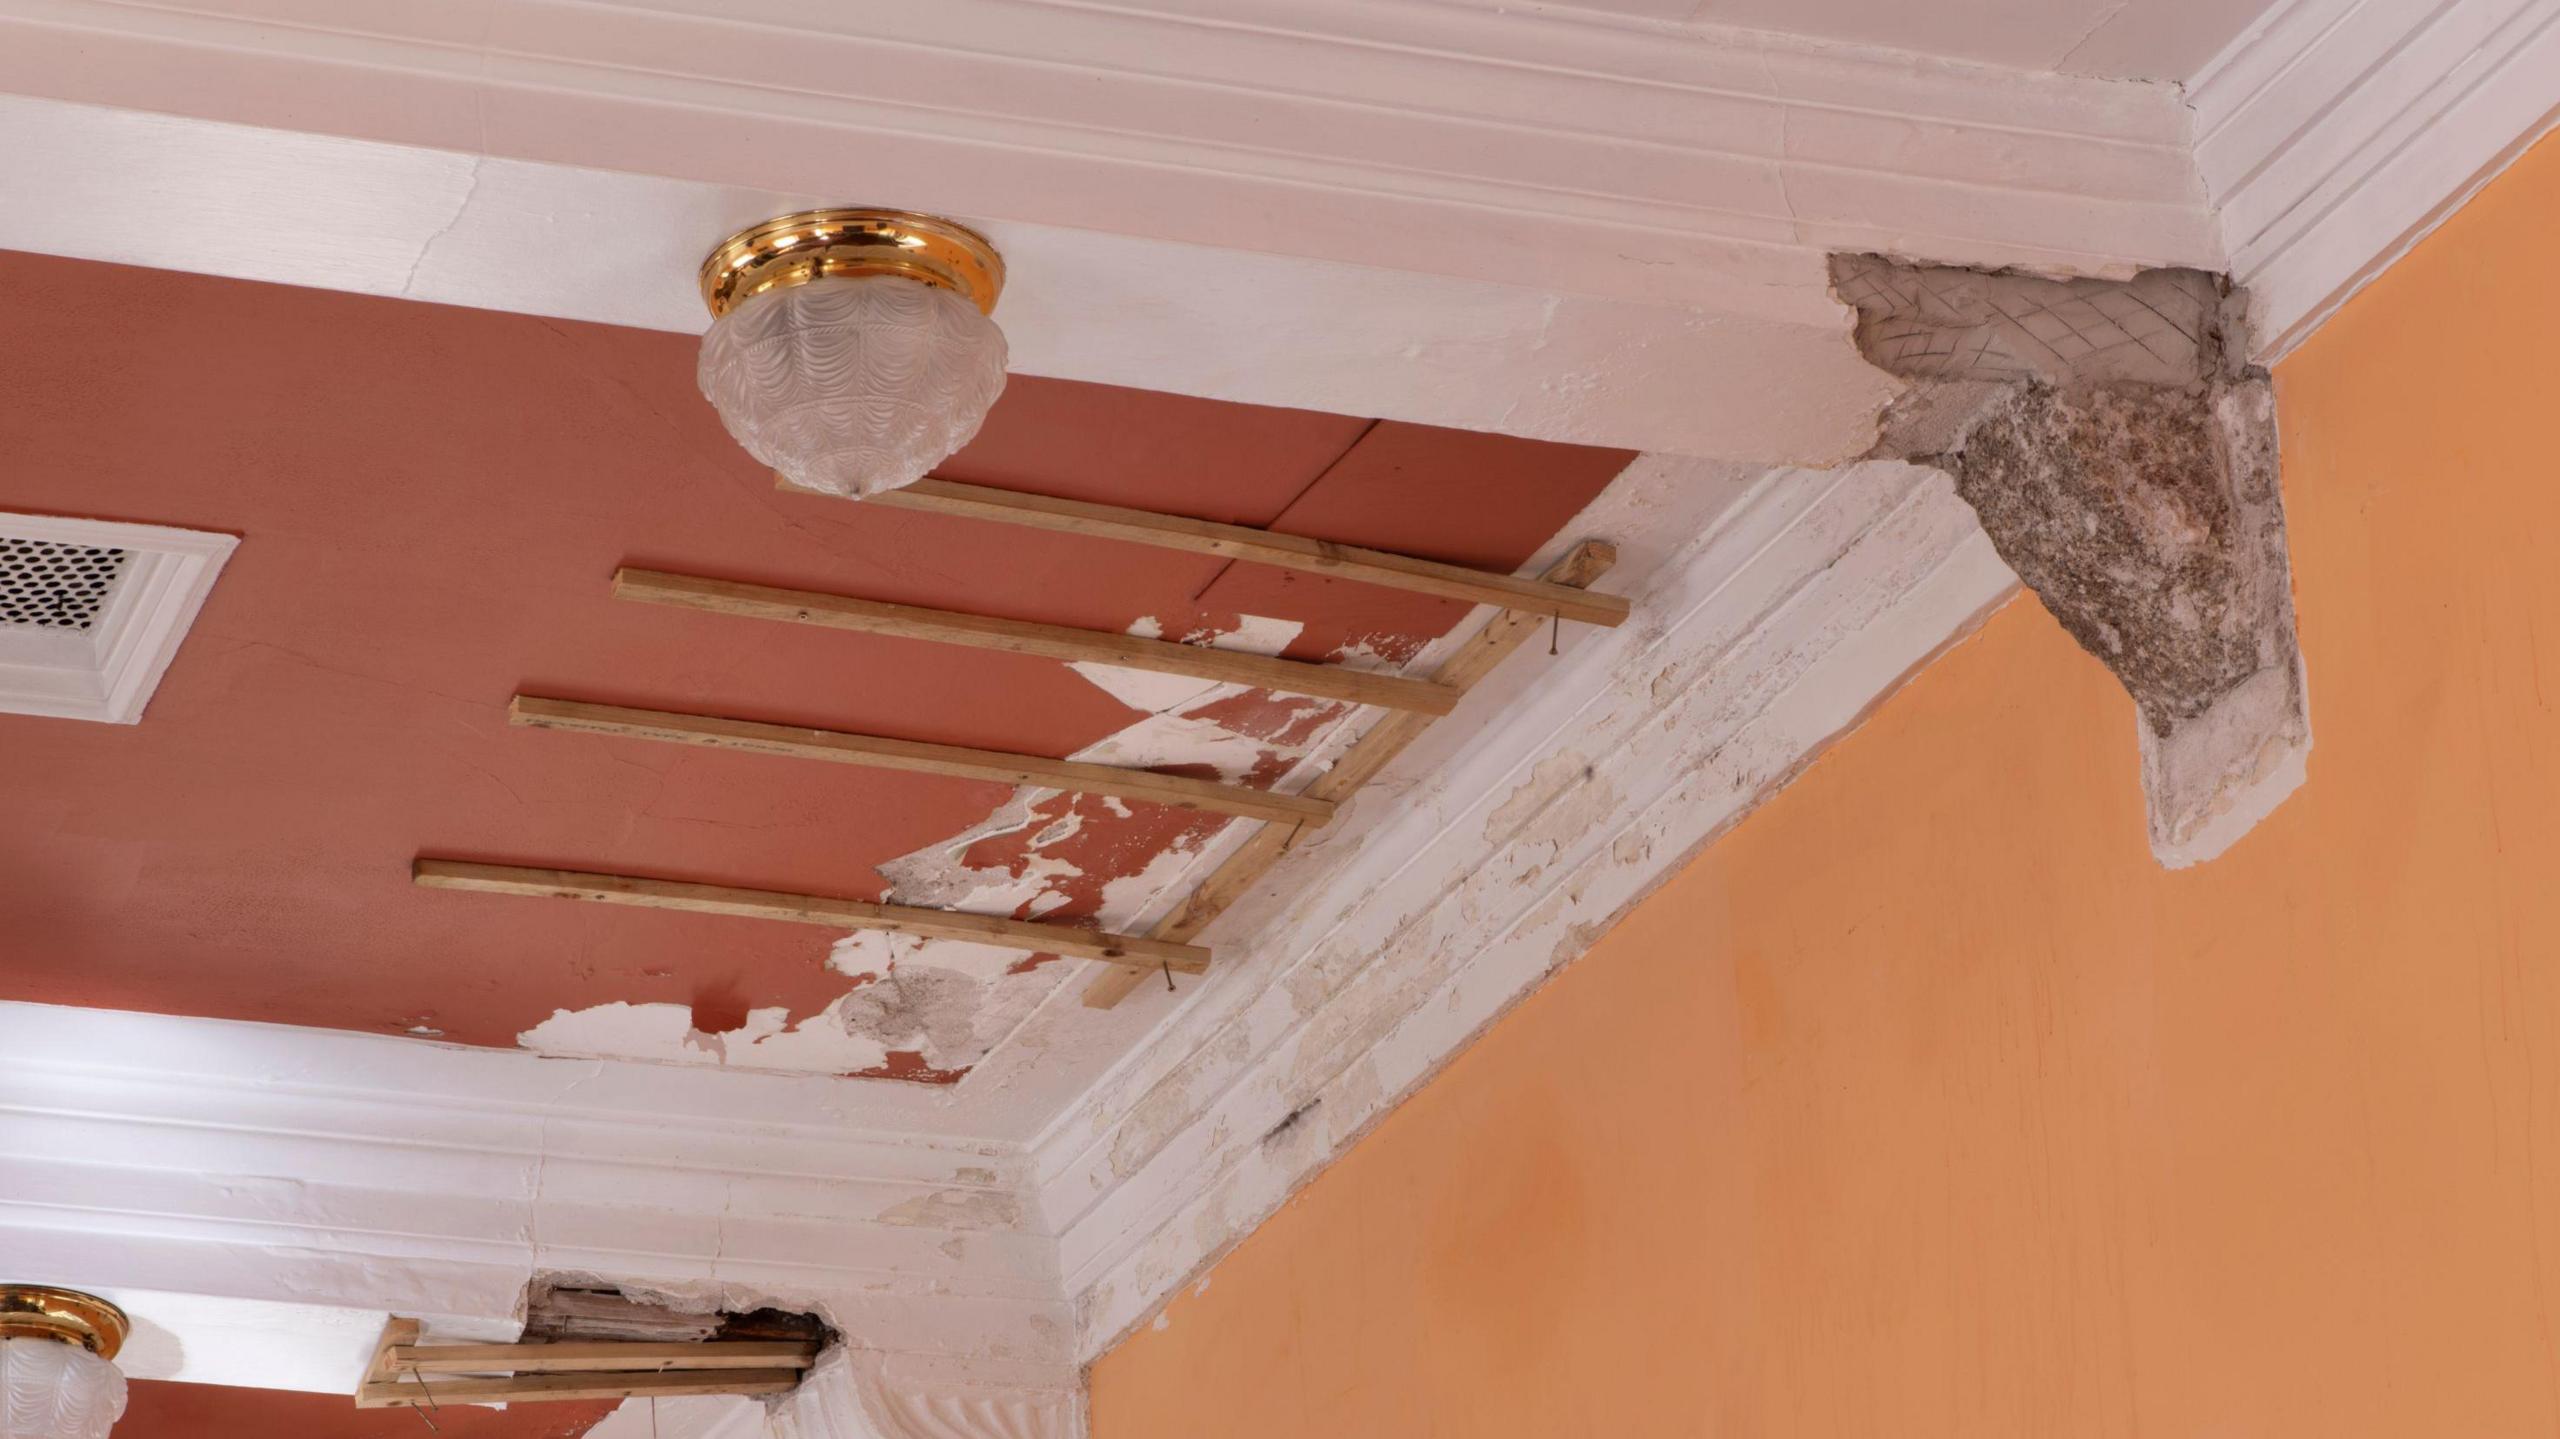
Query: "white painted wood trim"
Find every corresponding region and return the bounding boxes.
[1027,461,2019,1353]
[2190,0,2560,358]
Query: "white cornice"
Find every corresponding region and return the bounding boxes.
[0,1004,1072,1390]
[2191,0,2560,358]
[0,0,2212,299]
[1028,459,2018,1353]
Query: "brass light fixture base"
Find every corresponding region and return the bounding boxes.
[700,208,1005,318]
[0,1286,130,1360]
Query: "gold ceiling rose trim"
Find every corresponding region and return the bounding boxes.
[0,1286,130,1360]
[699,208,1006,317]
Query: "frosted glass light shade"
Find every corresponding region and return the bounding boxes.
[0,1340,126,1439]
[697,275,1008,499]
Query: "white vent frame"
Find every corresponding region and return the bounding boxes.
[0,512,237,724]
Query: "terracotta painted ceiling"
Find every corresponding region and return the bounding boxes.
[114,1379,618,1439]
[0,249,1629,1083]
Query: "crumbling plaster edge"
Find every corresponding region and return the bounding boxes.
[1050,466,2022,1358]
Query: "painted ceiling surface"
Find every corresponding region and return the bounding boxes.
[115,1379,617,1437]
[0,250,1629,1082]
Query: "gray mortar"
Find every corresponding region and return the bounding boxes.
[1831,254,2309,866]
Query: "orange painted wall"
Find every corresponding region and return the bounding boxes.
[1090,136,2560,1436]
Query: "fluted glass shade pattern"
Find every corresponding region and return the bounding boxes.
[697,275,1008,499]
[0,1341,125,1439]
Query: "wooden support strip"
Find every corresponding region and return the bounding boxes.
[390,1340,817,1375]
[614,568,1457,716]
[414,860,1211,972]
[361,1318,419,1395]
[1082,540,1616,1007]
[357,1368,805,1408]
[510,696,1332,827]
[781,476,1632,628]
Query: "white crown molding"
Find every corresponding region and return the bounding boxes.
[2190,0,2560,359]
[769,1348,1083,1439]
[1028,458,2017,1353]
[0,0,2214,460]
[0,511,235,724]
[0,1003,1074,1393]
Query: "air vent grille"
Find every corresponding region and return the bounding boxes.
[0,538,133,631]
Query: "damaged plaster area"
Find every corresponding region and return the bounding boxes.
[1833,255,2309,866]
[517,616,1392,1079]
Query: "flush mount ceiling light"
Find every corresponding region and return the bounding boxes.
[0,1287,128,1439]
[696,208,1008,500]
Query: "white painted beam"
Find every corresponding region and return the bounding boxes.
[0,0,2219,459]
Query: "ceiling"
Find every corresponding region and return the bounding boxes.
[115,1380,617,1439]
[0,248,1627,1085]
[2,0,2522,1427]
[1430,0,2285,79]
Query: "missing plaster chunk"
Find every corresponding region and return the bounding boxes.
[1833,255,2308,867]
[522,1283,832,1347]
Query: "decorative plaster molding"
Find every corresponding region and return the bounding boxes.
[770,1348,1082,1439]
[1031,459,2020,1352]
[0,1003,1070,1392]
[2191,0,2560,358]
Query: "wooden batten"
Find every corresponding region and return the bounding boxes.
[355,1319,820,1410]
[412,859,1212,972]
[775,475,1633,627]
[612,568,1459,715]
[509,695,1333,827]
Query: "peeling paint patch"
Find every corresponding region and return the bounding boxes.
[515,612,1388,1080]
[878,1187,1026,1230]
[1484,751,1594,846]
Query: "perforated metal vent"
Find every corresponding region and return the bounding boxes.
[0,512,236,723]
[0,538,133,631]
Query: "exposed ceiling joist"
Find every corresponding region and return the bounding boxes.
[851,478,1633,626]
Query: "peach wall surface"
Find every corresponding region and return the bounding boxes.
[1090,137,2560,1435]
